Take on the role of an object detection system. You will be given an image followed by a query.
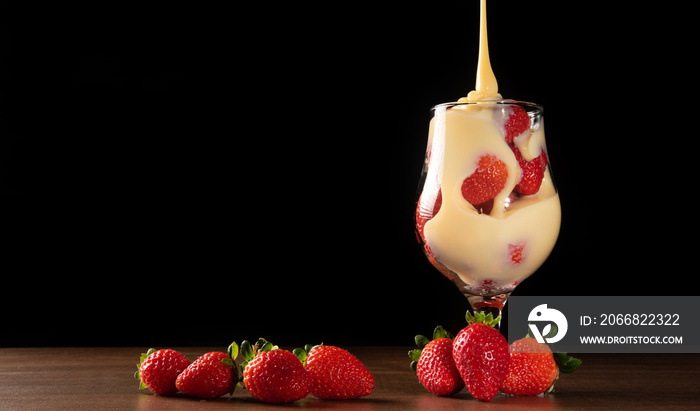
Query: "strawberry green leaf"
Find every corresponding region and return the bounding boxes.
[134,369,147,390]
[553,352,582,373]
[432,325,453,340]
[415,335,430,349]
[293,348,307,366]
[240,340,254,362]
[466,311,501,327]
[254,338,275,352]
[408,348,422,362]
[227,342,239,361]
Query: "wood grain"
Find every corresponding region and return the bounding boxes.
[1,347,699,409]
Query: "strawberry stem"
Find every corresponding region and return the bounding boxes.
[466,311,502,328]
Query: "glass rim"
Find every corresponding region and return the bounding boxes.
[431,99,543,112]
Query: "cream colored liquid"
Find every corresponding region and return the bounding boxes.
[423,107,560,286]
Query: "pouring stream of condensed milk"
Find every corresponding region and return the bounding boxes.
[461,0,502,102]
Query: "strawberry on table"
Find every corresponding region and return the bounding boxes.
[452,312,510,401]
[241,339,312,404]
[501,337,581,396]
[300,345,374,400]
[135,348,190,396]
[175,344,238,399]
[461,154,508,207]
[500,337,557,396]
[409,326,464,397]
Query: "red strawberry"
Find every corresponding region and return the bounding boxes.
[511,145,548,195]
[411,330,464,397]
[415,189,442,243]
[452,312,510,401]
[304,345,374,399]
[503,105,530,144]
[243,349,312,404]
[136,348,190,395]
[500,337,558,396]
[508,243,525,265]
[176,351,237,399]
[461,155,508,206]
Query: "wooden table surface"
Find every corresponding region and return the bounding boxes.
[1,346,699,410]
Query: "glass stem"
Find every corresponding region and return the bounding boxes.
[466,293,510,331]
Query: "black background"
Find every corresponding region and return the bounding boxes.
[1,2,695,347]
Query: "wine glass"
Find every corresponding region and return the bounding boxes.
[415,100,560,325]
